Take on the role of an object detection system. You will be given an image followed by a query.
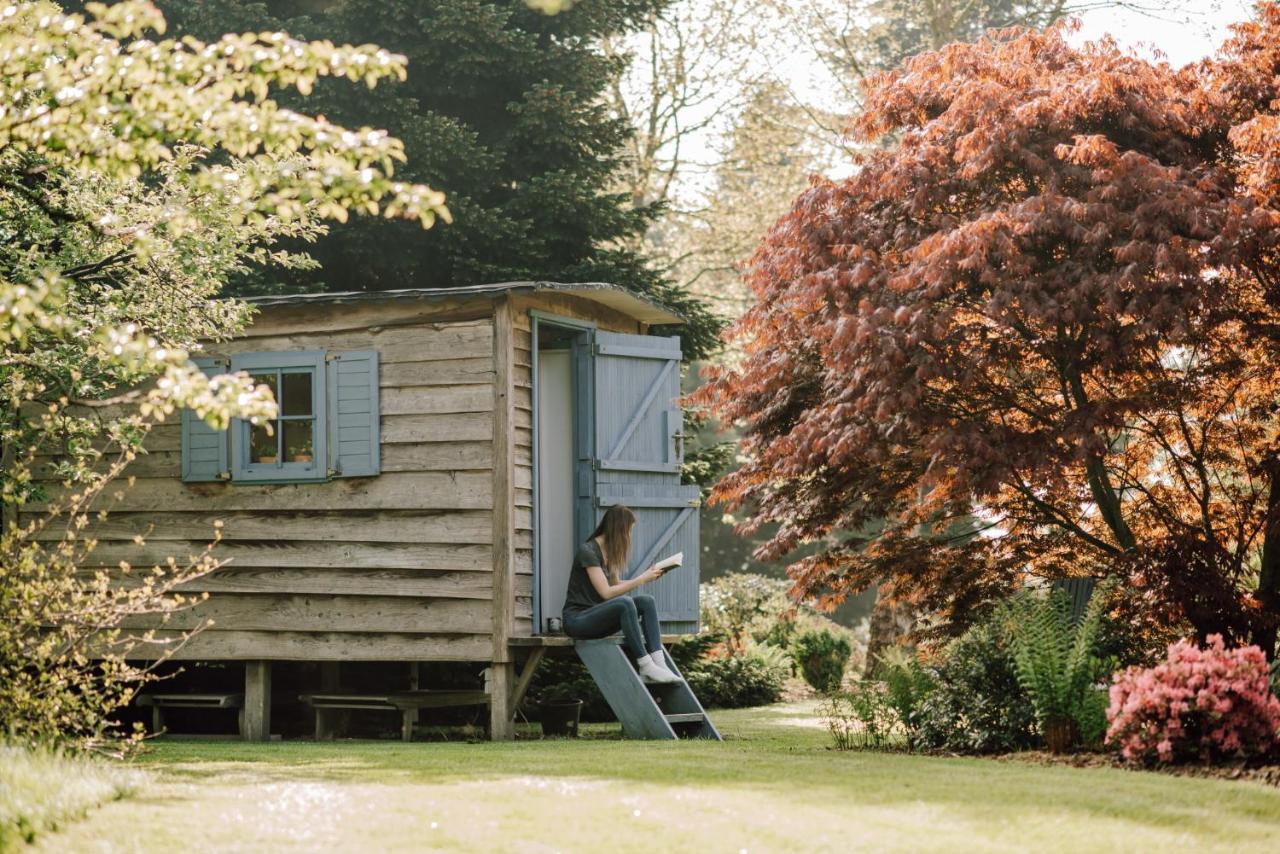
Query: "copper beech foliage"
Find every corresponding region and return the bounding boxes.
[690,5,1280,651]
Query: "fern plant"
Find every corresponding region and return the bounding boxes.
[1006,583,1111,752]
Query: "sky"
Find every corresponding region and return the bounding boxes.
[1072,0,1255,66]
[669,0,1263,201]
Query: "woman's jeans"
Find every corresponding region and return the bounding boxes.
[563,594,662,660]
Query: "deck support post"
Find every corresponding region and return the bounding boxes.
[316,661,340,740]
[403,662,421,742]
[244,660,272,741]
[486,663,515,740]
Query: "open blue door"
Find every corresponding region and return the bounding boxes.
[593,331,701,634]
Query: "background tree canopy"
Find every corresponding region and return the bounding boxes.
[693,4,1280,653]
[147,0,721,357]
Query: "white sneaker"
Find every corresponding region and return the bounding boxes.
[637,654,682,684]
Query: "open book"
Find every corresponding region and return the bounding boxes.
[654,552,684,573]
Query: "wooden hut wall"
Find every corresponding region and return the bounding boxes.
[26,297,505,661]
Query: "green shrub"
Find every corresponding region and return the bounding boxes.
[792,629,852,693]
[681,644,789,708]
[819,681,899,750]
[1006,585,1112,751]
[881,647,936,732]
[1077,686,1110,748]
[700,574,794,650]
[668,631,722,671]
[883,614,1037,754]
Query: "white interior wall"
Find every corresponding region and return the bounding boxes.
[536,348,574,630]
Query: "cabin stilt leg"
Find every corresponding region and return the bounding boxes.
[402,662,420,743]
[316,662,340,740]
[486,662,515,741]
[244,660,272,742]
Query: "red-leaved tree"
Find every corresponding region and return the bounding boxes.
[690,4,1280,654]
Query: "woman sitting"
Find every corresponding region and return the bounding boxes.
[561,505,682,684]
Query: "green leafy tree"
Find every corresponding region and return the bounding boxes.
[149,0,722,358]
[1,0,445,748]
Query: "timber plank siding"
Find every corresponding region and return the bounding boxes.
[31,284,683,670]
[29,308,499,662]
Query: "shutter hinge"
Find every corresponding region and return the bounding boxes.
[327,467,340,478]
[688,498,702,507]
[326,353,339,362]
[217,470,231,481]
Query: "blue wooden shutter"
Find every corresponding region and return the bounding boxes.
[593,331,701,633]
[181,356,229,482]
[327,350,380,477]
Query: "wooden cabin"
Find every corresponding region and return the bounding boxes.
[67,282,703,739]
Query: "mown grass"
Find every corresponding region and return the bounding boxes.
[0,744,139,850]
[32,703,1280,853]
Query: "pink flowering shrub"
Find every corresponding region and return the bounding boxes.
[1106,635,1280,763]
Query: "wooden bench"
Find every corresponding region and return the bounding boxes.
[136,693,245,737]
[299,691,490,741]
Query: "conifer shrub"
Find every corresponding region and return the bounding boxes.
[792,629,852,694]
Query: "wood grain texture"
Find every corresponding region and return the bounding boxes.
[30,510,494,544]
[83,541,493,572]
[243,300,493,338]
[381,385,493,416]
[380,358,493,387]
[86,567,494,599]
[511,292,642,333]
[217,320,492,363]
[381,413,492,443]
[491,297,516,665]
[244,660,271,741]
[31,471,492,512]
[33,442,491,480]
[129,630,493,661]
[119,594,491,633]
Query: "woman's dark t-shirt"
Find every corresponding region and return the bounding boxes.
[563,539,607,617]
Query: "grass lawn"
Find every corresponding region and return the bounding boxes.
[34,702,1280,853]
[1,745,138,850]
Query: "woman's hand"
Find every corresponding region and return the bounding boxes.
[636,565,664,585]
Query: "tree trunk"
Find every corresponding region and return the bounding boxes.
[864,582,914,678]
[1252,456,1280,659]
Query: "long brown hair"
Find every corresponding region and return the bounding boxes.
[591,505,636,582]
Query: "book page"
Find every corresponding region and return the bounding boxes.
[654,552,683,572]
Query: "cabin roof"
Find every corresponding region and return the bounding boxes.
[248,281,686,326]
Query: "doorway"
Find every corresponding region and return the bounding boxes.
[532,316,593,634]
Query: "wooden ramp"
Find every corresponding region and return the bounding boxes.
[574,639,721,740]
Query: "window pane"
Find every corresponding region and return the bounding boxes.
[251,372,278,402]
[283,419,314,462]
[280,370,313,417]
[249,422,278,464]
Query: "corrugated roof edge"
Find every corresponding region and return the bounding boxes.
[245,281,685,326]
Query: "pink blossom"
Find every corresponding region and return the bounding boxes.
[1105,637,1280,764]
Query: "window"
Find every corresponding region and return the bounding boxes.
[232,352,326,482]
[181,349,380,483]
